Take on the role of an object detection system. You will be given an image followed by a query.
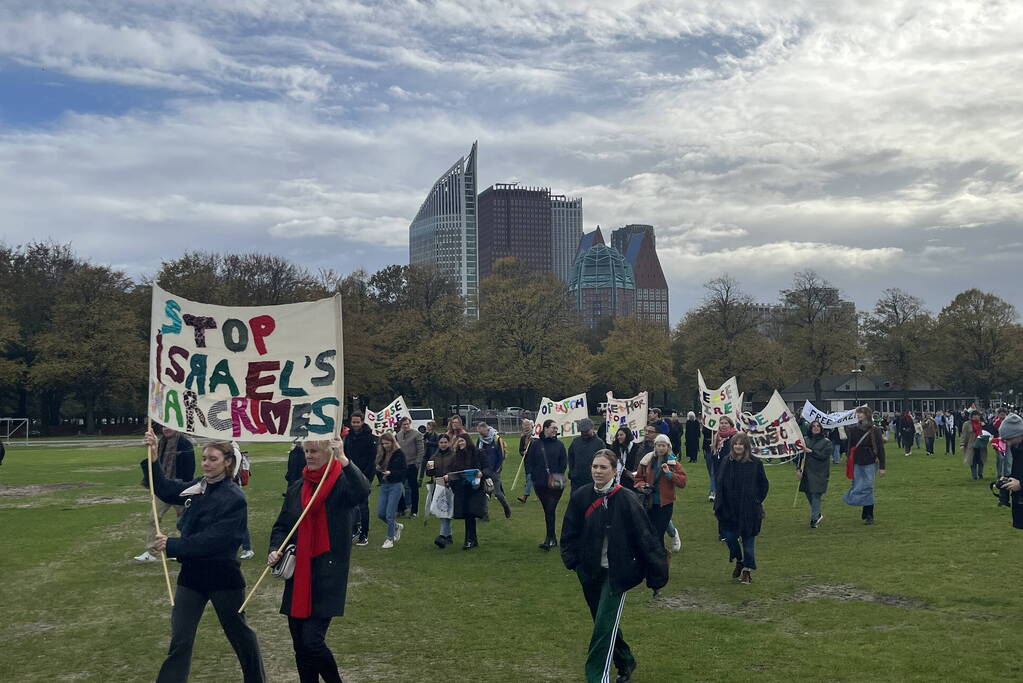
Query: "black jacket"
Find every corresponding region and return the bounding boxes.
[798,434,831,495]
[286,444,305,484]
[344,424,378,479]
[561,484,669,593]
[270,461,371,618]
[627,439,655,473]
[714,456,769,537]
[140,460,246,592]
[525,435,567,488]
[567,434,604,487]
[684,419,701,447]
[375,449,407,484]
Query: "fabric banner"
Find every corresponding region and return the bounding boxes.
[534,393,589,438]
[148,283,343,442]
[605,391,648,444]
[698,370,743,431]
[801,400,859,428]
[740,391,806,458]
[365,396,411,436]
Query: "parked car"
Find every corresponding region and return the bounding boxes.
[499,407,526,418]
[408,407,435,432]
[448,405,481,420]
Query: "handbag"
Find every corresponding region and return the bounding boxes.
[271,544,296,580]
[540,441,565,490]
[846,428,875,480]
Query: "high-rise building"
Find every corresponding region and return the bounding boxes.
[612,225,669,328]
[477,184,552,281]
[550,195,583,282]
[569,228,636,328]
[409,142,479,317]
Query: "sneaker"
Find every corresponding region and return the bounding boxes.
[670,533,682,553]
[395,522,404,542]
[134,551,157,562]
[517,495,529,504]
[434,535,447,549]
[740,569,753,584]
[616,661,637,682]
[815,513,824,528]
[239,549,255,560]
[732,560,744,579]
[355,534,369,546]
[864,517,875,526]
[382,538,394,549]
[410,513,418,519]
[708,492,716,502]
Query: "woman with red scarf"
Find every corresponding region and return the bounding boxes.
[268,438,371,683]
[708,417,738,503]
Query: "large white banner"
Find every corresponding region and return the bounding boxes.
[365,396,412,436]
[605,391,648,444]
[534,393,589,438]
[698,370,743,431]
[801,400,859,428]
[740,391,807,458]
[148,283,343,441]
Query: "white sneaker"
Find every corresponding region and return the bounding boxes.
[382,538,394,549]
[671,533,682,553]
[239,550,255,560]
[134,551,157,562]
[708,492,716,502]
[395,522,404,541]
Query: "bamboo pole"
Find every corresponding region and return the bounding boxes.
[510,450,526,493]
[146,418,175,607]
[237,445,337,614]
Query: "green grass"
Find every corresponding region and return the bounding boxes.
[0,439,1018,682]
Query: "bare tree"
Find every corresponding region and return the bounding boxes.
[862,289,935,409]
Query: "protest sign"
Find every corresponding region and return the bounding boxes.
[148,283,343,441]
[534,393,589,438]
[698,370,743,431]
[801,400,859,428]
[605,391,648,444]
[740,391,806,458]
[365,396,412,435]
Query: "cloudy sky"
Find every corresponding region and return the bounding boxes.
[2,1,1020,322]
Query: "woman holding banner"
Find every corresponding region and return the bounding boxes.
[560,449,668,683]
[268,439,371,683]
[708,417,738,503]
[526,419,568,550]
[516,418,535,503]
[843,406,886,525]
[140,432,266,683]
[798,421,831,528]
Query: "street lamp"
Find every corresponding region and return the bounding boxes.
[850,363,864,410]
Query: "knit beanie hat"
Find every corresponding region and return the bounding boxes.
[998,413,1023,440]
[653,434,672,448]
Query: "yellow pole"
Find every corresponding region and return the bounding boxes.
[146,418,175,607]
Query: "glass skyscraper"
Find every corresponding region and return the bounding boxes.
[569,228,637,328]
[409,142,479,317]
[550,195,583,283]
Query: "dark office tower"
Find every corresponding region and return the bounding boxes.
[550,195,583,282]
[409,142,479,318]
[611,224,655,254]
[612,225,669,328]
[569,228,636,329]
[477,184,553,280]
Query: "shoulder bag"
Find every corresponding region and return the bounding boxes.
[846,427,875,480]
[540,440,565,490]
[271,544,296,580]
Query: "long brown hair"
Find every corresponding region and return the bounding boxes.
[729,432,753,462]
[375,432,398,471]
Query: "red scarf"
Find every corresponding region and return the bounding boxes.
[970,417,983,436]
[291,458,342,618]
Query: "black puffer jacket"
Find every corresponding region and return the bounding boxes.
[270,461,371,618]
[561,484,668,593]
[141,460,247,592]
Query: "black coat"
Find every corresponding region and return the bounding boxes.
[449,443,488,520]
[270,462,371,618]
[713,456,769,538]
[627,439,655,473]
[344,424,378,479]
[568,434,604,487]
[561,484,669,594]
[525,436,567,488]
[684,419,701,447]
[798,434,831,495]
[375,449,407,484]
[141,460,246,592]
[286,444,305,484]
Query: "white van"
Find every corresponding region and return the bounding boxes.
[409,407,435,433]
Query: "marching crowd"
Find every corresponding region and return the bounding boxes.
[131,403,1023,683]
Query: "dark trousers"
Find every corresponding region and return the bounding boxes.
[491,472,511,513]
[465,516,478,543]
[901,433,915,452]
[861,504,875,520]
[399,465,420,515]
[287,616,342,683]
[685,443,698,462]
[925,436,935,455]
[970,449,985,479]
[352,500,369,537]
[157,585,265,683]
[646,502,674,548]
[536,485,564,541]
[578,569,635,683]
[944,431,955,454]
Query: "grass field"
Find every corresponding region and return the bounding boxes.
[0,437,1018,682]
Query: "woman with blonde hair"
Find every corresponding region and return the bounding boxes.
[141,432,266,682]
[268,438,371,683]
[713,432,769,584]
[374,431,407,549]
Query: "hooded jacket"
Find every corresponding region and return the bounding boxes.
[344,423,378,479]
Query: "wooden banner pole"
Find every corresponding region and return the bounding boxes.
[146,418,175,607]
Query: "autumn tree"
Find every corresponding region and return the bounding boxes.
[861,289,935,405]
[594,317,673,395]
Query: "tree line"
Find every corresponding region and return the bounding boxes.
[1,241,1020,435]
